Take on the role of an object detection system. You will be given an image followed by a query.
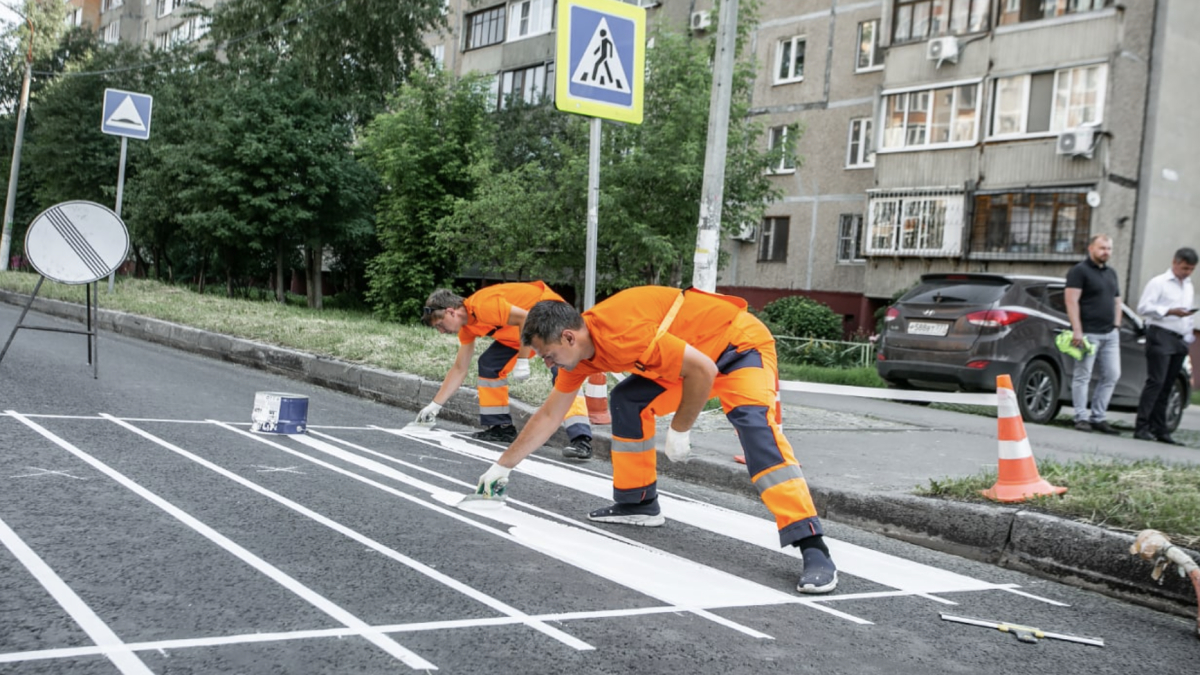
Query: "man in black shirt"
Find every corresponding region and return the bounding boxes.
[1064,234,1122,434]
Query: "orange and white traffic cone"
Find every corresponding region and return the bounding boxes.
[981,374,1067,503]
[585,372,611,425]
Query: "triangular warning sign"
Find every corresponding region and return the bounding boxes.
[105,96,145,131]
[570,17,629,92]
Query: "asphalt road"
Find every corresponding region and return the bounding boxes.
[0,305,1196,674]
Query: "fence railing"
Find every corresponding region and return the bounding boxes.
[773,335,876,369]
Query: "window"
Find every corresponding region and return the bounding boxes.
[881,82,980,151]
[499,62,554,107]
[775,37,805,84]
[431,44,445,68]
[507,0,553,41]
[865,192,965,256]
[767,125,796,173]
[103,20,120,44]
[157,0,187,17]
[466,5,506,50]
[856,20,883,72]
[837,214,865,263]
[998,0,1113,26]
[847,118,874,168]
[892,0,989,44]
[102,0,124,12]
[970,191,1091,258]
[758,217,790,262]
[989,64,1106,138]
[65,8,83,27]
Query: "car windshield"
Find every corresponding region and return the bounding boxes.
[900,279,1010,305]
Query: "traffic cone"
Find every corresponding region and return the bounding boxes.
[585,372,611,425]
[981,374,1067,503]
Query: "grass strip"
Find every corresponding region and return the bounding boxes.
[917,457,1200,548]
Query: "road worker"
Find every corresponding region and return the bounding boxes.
[417,282,593,459]
[474,286,837,594]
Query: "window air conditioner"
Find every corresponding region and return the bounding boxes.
[732,223,756,242]
[691,10,711,31]
[925,36,959,65]
[1056,127,1096,158]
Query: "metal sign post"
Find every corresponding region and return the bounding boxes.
[100,88,153,293]
[0,201,130,378]
[555,0,645,308]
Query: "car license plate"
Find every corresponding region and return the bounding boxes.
[907,321,949,336]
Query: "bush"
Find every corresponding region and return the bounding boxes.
[759,295,842,340]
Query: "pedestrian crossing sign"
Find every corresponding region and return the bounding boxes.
[556,0,645,124]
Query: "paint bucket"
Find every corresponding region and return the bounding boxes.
[250,392,309,434]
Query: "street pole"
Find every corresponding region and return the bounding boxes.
[0,16,33,272]
[108,136,127,292]
[691,0,739,293]
[584,116,600,310]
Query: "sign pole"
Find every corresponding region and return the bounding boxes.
[585,117,601,310]
[108,136,128,293]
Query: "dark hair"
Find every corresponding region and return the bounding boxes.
[1175,247,1198,266]
[420,289,465,326]
[522,300,582,346]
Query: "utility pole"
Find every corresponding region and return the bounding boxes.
[0,9,32,272]
[691,0,739,293]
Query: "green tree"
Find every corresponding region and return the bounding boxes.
[359,68,493,321]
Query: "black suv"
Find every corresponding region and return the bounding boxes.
[876,273,1192,430]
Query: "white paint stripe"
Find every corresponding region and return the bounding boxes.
[779,380,998,405]
[916,594,958,606]
[3,411,436,671]
[0,605,723,665]
[0,516,155,675]
[1001,587,1070,606]
[998,438,1034,460]
[99,415,591,654]
[395,428,1004,595]
[215,422,788,637]
[997,386,1021,419]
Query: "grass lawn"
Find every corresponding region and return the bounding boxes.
[3,271,1197,544]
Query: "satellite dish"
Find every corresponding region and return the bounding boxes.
[1086,191,1101,208]
[24,201,129,285]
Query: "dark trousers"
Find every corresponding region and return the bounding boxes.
[1135,326,1189,436]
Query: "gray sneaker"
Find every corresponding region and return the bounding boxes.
[587,501,665,527]
[563,436,592,460]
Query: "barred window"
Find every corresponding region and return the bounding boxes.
[865,191,965,256]
[759,217,790,262]
[970,191,1091,259]
[466,5,506,50]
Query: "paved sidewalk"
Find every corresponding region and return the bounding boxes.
[4,290,1198,617]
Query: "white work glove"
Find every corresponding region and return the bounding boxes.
[416,401,443,424]
[476,462,512,498]
[511,358,531,382]
[663,428,692,463]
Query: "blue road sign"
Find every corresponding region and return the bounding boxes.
[556,0,644,124]
[101,89,153,141]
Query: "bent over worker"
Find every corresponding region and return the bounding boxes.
[418,282,594,459]
[474,286,837,594]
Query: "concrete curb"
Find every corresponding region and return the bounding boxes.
[5,289,1198,617]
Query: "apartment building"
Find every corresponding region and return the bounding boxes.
[96,0,213,49]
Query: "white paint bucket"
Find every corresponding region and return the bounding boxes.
[250,392,309,434]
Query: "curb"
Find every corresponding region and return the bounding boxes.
[4,289,1198,617]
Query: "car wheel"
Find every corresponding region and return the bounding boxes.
[1017,361,1062,425]
[1164,377,1186,433]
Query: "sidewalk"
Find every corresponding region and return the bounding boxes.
[4,289,1198,617]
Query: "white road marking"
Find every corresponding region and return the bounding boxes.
[1001,587,1070,606]
[0,516,155,674]
[4,411,436,671]
[249,465,305,474]
[9,467,86,480]
[102,414,592,653]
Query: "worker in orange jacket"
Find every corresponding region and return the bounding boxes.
[474,286,837,594]
[418,282,593,459]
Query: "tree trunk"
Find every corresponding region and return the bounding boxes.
[306,244,324,310]
[197,257,206,295]
[226,268,233,298]
[275,241,286,303]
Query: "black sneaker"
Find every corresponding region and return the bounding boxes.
[1133,430,1155,442]
[1156,434,1183,446]
[563,436,593,460]
[1091,421,1120,436]
[1074,420,1092,433]
[797,547,838,595]
[472,424,517,444]
[587,500,665,527]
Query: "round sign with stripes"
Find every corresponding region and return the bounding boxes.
[23,201,129,285]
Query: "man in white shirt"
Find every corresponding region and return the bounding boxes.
[1134,247,1197,444]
